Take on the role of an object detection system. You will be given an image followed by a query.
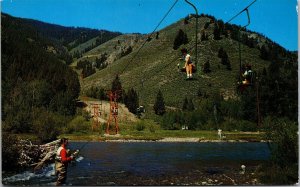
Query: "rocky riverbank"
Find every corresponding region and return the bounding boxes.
[81,163,263,186]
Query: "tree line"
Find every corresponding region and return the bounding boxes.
[2,13,80,142]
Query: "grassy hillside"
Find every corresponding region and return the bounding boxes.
[69,31,122,55]
[81,16,270,111]
[72,34,143,67]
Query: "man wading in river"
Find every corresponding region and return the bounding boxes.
[55,138,75,186]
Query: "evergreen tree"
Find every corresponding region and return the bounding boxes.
[218,47,224,58]
[218,47,231,69]
[187,98,195,111]
[182,97,188,111]
[111,74,123,101]
[221,51,229,65]
[260,45,269,60]
[203,60,211,73]
[111,74,122,92]
[213,23,221,40]
[153,90,166,115]
[200,30,208,41]
[182,97,194,111]
[124,88,139,114]
[217,20,224,35]
[204,22,210,29]
[197,88,203,97]
[173,29,188,50]
[184,16,189,24]
[82,63,96,78]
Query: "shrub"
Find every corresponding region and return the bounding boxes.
[82,110,92,121]
[136,121,145,131]
[239,120,257,131]
[149,124,156,133]
[2,133,20,171]
[67,116,91,133]
[220,118,256,132]
[32,110,63,143]
[260,117,298,184]
[161,111,183,130]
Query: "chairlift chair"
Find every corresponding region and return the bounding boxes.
[177,61,197,73]
[238,69,256,92]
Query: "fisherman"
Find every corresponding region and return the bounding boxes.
[181,48,194,79]
[55,138,75,186]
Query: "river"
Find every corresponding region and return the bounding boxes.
[2,142,270,185]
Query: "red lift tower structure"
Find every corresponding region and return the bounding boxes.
[91,102,102,131]
[106,90,121,135]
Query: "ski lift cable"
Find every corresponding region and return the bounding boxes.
[206,0,256,40]
[132,0,257,87]
[131,43,196,90]
[225,0,256,25]
[119,0,179,75]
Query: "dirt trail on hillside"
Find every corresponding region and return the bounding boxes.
[83,100,138,123]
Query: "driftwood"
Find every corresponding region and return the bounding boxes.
[16,139,60,172]
[17,139,80,172]
[33,150,57,171]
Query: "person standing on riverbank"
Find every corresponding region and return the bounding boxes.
[55,138,74,186]
[218,129,222,140]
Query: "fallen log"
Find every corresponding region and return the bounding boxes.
[33,150,57,172]
[16,139,60,171]
[42,139,61,147]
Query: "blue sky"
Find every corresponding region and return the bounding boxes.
[1,0,298,51]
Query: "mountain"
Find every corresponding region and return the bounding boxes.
[1,13,297,181]
[80,14,297,114]
[1,12,297,132]
[2,13,122,48]
[1,13,122,64]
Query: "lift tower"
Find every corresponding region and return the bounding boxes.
[106,90,121,135]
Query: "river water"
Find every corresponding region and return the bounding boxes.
[2,142,270,186]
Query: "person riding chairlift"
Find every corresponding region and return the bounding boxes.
[180,48,194,79]
[242,64,253,85]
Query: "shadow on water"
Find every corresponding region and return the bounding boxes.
[3,142,270,186]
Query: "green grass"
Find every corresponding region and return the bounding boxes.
[58,118,264,142]
[59,130,264,142]
[81,16,270,111]
[14,117,264,142]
